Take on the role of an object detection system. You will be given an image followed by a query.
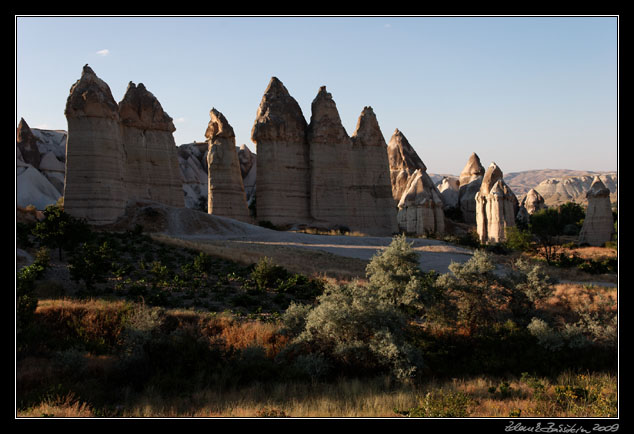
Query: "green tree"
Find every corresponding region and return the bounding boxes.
[434,250,555,335]
[31,205,91,260]
[68,241,115,292]
[281,235,430,382]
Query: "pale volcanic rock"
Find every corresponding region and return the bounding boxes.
[206,108,250,223]
[516,188,546,225]
[396,169,445,235]
[118,82,184,208]
[475,162,519,243]
[578,177,615,246]
[306,86,354,229]
[458,152,486,224]
[237,144,257,206]
[348,106,398,235]
[17,118,41,169]
[438,176,460,209]
[63,65,127,225]
[534,173,617,207]
[177,142,208,210]
[251,77,311,226]
[387,129,427,202]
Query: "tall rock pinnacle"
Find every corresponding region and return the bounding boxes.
[206,108,250,222]
[63,65,127,225]
[251,77,311,226]
[118,82,184,207]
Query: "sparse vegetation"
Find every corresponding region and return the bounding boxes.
[15,210,617,418]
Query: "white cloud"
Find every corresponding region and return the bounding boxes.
[96,49,110,56]
[174,117,186,123]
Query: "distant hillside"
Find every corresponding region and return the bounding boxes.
[431,169,618,208]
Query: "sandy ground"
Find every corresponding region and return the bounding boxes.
[133,203,476,274]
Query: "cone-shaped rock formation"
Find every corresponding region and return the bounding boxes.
[349,106,398,235]
[119,82,184,207]
[458,152,486,224]
[578,177,614,246]
[475,162,519,243]
[251,77,311,226]
[206,108,250,222]
[63,65,127,224]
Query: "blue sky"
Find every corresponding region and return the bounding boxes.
[15,15,618,175]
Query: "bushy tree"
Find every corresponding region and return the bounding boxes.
[281,235,430,381]
[31,205,91,260]
[68,241,115,292]
[434,250,555,335]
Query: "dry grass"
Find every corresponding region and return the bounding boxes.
[18,393,95,418]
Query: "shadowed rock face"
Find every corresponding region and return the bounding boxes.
[119,82,184,208]
[349,106,398,236]
[63,65,128,225]
[458,152,485,224]
[475,162,519,243]
[206,108,250,223]
[578,177,614,246]
[307,86,354,228]
[387,129,427,202]
[251,77,311,226]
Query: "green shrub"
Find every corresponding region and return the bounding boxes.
[250,257,290,292]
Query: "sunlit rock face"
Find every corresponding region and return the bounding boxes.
[396,168,445,236]
[458,152,486,224]
[251,77,312,226]
[63,65,128,225]
[475,162,519,244]
[386,128,427,203]
[206,108,250,223]
[578,177,614,246]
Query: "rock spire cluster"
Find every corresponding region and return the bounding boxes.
[475,162,519,244]
[251,78,397,235]
[63,65,184,225]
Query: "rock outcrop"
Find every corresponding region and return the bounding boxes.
[516,188,546,224]
[251,77,311,226]
[397,169,445,235]
[177,142,209,210]
[206,108,250,222]
[63,65,184,224]
[63,65,128,225]
[534,173,617,207]
[438,176,460,210]
[119,82,184,208]
[387,129,427,202]
[475,162,519,243]
[348,106,398,235]
[578,177,614,246]
[17,118,41,169]
[237,144,257,206]
[307,86,354,229]
[458,152,486,224]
